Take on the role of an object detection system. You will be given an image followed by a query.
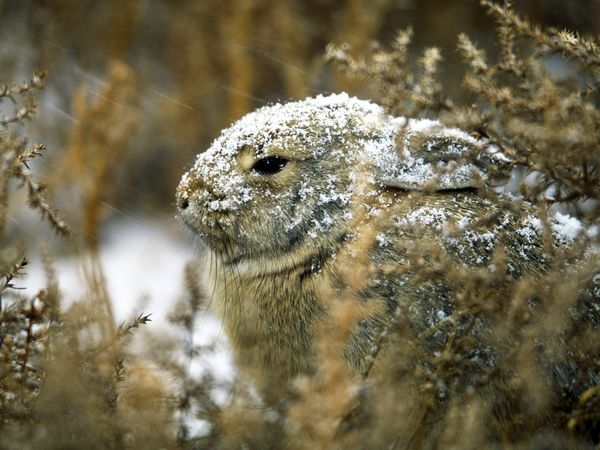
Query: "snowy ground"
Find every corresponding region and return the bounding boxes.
[21,218,235,385]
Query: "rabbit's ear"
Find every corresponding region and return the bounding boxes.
[377,121,511,191]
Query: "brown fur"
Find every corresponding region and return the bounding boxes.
[176,95,598,404]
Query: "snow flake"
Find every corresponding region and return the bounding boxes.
[397,207,450,229]
[551,212,582,244]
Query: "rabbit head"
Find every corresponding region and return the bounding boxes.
[176,93,508,266]
[177,94,383,264]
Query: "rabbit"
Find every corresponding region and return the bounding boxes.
[176,93,599,424]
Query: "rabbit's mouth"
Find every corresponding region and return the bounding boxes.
[195,226,248,266]
[182,214,243,262]
[182,209,233,237]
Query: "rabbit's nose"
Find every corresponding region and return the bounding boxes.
[176,170,202,210]
[177,195,189,210]
[177,171,227,211]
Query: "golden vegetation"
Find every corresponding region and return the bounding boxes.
[0,1,599,449]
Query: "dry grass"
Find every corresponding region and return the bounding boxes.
[0,1,599,449]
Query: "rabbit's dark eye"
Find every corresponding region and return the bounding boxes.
[252,156,288,175]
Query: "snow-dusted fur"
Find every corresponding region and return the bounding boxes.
[176,94,597,399]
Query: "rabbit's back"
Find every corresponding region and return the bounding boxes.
[342,188,599,404]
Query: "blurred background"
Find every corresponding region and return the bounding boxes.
[1,0,599,323]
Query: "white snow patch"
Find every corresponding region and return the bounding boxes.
[397,207,450,229]
[21,218,235,386]
[457,216,471,230]
[551,212,582,244]
[517,215,543,241]
[376,233,390,247]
